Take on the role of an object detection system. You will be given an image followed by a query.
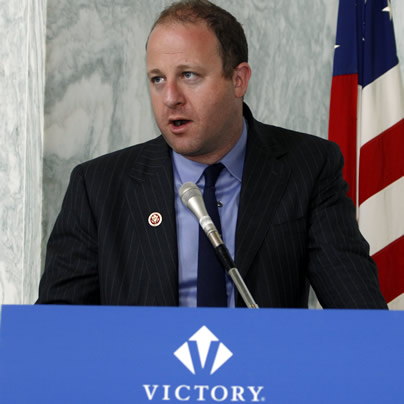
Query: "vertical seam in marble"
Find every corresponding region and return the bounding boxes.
[37,0,45,302]
[21,0,31,303]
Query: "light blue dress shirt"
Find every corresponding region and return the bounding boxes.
[172,118,248,307]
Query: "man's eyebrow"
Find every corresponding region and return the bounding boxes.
[147,68,163,77]
[147,64,202,76]
[176,64,198,71]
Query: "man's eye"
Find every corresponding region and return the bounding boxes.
[183,72,197,80]
[151,76,164,84]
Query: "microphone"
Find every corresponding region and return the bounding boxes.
[179,182,223,248]
[179,182,259,309]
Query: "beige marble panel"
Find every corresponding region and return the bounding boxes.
[23,0,46,303]
[0,0,46,304]
[0,1,29,304]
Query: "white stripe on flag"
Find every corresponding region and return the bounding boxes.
[388,293,404,311]
[360,65,404,147]
[359,177,404,255]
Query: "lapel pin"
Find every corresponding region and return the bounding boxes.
[148,212,162,227]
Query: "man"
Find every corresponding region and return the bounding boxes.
[37,0,387,309]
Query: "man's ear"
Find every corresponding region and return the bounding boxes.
[232,62,252,98]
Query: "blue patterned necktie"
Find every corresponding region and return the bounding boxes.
[197,163,227,307]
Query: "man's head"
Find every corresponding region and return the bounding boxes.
[148,0,248,79]
[146,0,251,164]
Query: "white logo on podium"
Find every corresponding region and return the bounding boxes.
[174,325,233,375]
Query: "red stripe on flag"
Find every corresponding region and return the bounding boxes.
[359,119,404,205]
[373,235,404,303]
[328,74,358,206]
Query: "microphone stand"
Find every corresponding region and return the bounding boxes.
[209,232,259,309]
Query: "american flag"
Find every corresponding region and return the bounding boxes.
[328,0,404,308]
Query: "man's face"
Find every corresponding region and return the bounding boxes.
[146,21,248,164]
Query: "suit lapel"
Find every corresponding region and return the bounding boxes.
[126,137,179,306]
[235,113,291,279]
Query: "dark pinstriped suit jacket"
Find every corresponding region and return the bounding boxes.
[37,105,387,308]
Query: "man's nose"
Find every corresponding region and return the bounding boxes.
[163,81,185,108]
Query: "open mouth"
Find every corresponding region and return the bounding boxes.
[171,119,190,127]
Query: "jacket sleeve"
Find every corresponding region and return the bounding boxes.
[36,164,100,304]
[307,141,387,309]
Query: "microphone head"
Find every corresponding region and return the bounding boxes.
[178,181,221,242]
[179,182,202,208]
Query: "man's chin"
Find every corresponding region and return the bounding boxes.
[162,137,197,156]
[173,147,222,165]
[171,146,202,159]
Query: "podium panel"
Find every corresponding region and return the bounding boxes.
[0,305,403,403]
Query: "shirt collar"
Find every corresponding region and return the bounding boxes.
[172,117,248,185]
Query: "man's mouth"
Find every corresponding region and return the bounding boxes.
[171,119,190,127]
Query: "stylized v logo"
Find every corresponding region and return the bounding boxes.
[174,326,233,375]
[188,339,220,374]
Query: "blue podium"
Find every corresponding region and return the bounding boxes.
[0,305,403,403]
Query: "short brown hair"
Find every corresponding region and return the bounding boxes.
[149,0,248,78]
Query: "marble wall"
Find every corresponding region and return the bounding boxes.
[1,1,403,305]
[0,1,46,304]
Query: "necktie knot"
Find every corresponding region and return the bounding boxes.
[203,163,224,188]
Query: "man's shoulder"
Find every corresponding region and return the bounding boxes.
[65,136,171,191]
[250,118,341,165]
[256,119,332,149]
[244,103,337,155]
[78,135,169,173]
